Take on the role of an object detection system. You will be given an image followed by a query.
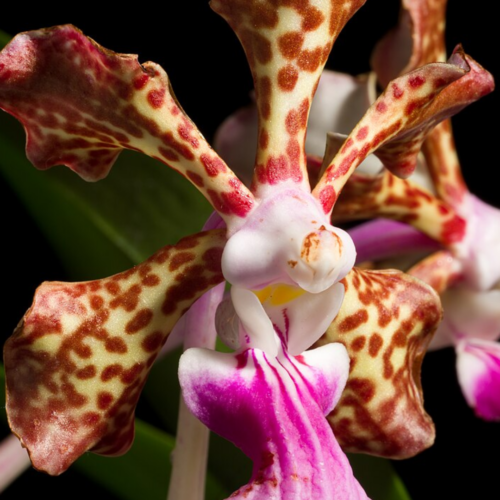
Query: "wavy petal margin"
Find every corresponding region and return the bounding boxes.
[316,267,441,458]
[313,48,493,213]
[0,25,255,223]
[4,230,225,475]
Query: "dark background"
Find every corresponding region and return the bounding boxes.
[1,1,498,498]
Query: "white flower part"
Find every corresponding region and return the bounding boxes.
[308,70,382,176]
[455,194,500,291]
[231,286,279,357]
[431,285,500,350]
[222,186,356,294]
[261,282,346,356]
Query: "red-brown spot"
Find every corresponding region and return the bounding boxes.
[302,6,325,31]
[339,309,369,333]
[409,75,426,88]
[277,65,299,92]
[376,101,387,113]
[201,154,227,177]
[254,33,272,64]
[356,126,369,141]
[286,139,301,164]
[318,185,336,213]
[162,132,195,161]
[105,281,120,296]
[169,251,195,272]
[133,74,149,90]
[126,308,154,334]
[110,284,142,312]
[393,329,407,348]
[81,411,100,427]
[368,334,383,357]
[278,32,304,59]
[259,129,269,150]
[347,377,375,403]
[142,274,160,287]
[98,391,114,410]
[105,337,128,354]
[142,331,163,353]
[186,170,204,187]
[392,84,404,99]
[159,147,180,163]
[76,365,97,380]
[90,295,104,310]
[298,48,323,72]
[147,88,165,109]
[121,363,144,384]
[101,364,123,382]
[351,336,366,352]
[202,247,224,273]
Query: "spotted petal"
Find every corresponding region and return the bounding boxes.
[211,0,366,196]
[313,48,492,213]
[0,25,255,224]
[316,267,441,458]
[4,229,225,475]
[332,170,467,245]
[371,0,448,87]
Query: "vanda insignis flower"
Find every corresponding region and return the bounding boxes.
[0,1,494,499]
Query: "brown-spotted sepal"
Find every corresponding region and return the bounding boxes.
[4,230,225,475]
[333,170,467,246]
[408,250,461,294]
[313,48,482,213]
[211,0,366,196]
[315,267,442,458]
[371,0,448,87]
[0,26,255,222]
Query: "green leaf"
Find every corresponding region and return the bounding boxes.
[0,113,211,280]
[0,29,10,48]
[348,453,412,500]
[75,419,228,500]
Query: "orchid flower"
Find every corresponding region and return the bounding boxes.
[337,0,500,424]
[0,1,442,498]
[216,0,499,427]
[5,2,495,499]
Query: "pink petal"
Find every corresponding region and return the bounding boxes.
[456,339,500,421]
[179,342,368,499]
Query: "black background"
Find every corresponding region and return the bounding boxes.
[1,1,498,498]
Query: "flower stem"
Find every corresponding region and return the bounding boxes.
[166,283,225,500]
[0,434,31,493]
